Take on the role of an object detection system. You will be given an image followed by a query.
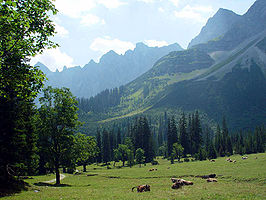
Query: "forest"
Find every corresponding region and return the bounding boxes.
[0,0,265,198]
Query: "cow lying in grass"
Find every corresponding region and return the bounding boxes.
[207,178,218,182]
[171,178,193,189]
[132,184,150,192]
[149,168,157,171]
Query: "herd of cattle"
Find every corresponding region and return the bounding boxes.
[132,155,252,193]
[132,173,218,192]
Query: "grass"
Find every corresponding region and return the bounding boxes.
[3,153,266,199]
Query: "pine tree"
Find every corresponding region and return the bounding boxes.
[117,128,122,146]
[102,129,111,166]
[96,128,102,163]
[179,113,189,156]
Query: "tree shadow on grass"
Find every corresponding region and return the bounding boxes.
[33,182,71,187]
[0,179,29,197]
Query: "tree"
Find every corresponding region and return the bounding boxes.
[113,149,120,167]
[135,148,145,167]
[0,0,57,186]
[117,144,129,167]
[102,129,111,166]
[73,133,98,172]
[179,113,189,156]
[172,143,184,162]
[38,86,79,185]
[127,150,134,168]
[96,128,102,164]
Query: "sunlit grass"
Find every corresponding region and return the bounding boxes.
[3,153,266,199]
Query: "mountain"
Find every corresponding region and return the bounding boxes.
[36,42,183,98]
[79,0,266,132]
[188,8,241,48]
[192,0,266,53]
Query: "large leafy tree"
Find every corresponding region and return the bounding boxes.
[0,0,57,186]
[73,133,98,172]
[38,86,79,185]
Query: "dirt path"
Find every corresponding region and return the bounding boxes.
[43,174,66,183]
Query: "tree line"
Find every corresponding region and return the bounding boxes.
[94,112,265,167]
[77,86,124,113]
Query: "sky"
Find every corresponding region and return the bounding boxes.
[30,0,257,72]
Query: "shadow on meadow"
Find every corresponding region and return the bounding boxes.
[33,182,71,187]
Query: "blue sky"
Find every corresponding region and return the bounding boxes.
[31,0,257,71]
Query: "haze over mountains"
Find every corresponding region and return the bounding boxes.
[37,43,182,98]
[38,0,266,131]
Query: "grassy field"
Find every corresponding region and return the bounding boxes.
[3,153,266,200]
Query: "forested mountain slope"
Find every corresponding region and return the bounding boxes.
[78,0,266,131]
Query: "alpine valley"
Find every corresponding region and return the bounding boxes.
[37,0,266,135]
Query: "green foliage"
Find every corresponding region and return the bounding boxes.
[0,0,57,188]
[38,86,80,184]
[116,144,130,167]
[73,133,98,172]
[172,143,184,161]
[135,148,145,167]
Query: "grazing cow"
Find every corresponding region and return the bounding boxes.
[132,184,150,192]
[233,160,236,163]
[207,178,218,182]
[226,158,232,162]
[209,159,215,162]
[149,168,157,171]
[242,156,248,160]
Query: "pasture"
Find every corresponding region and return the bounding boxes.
[3,153,266,200]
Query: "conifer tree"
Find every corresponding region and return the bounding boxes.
[179,113,189,156]
[96,128,102,163]
[102,129,111,166]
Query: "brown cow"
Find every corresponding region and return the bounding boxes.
[132,184,150,192]
[207,178,218,182]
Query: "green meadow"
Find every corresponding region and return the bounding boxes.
[3,153,266,200]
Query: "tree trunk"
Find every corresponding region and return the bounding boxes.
[122,161,125,167]
[55,159,60,185]
[83,164,86,172]
[63,167,66,173]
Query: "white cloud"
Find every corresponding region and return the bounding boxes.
[54,0,96,19]
[30,48,75,72]
[174,5,214,23]
[137,0,155,3]
[158,7,165,13]
[54,22,69,38]
[55,0,126,18]
[98,0,127,9]
[169,0,179,7]
[80,14,106,27]
[144,40,168,47]
[90,37,135,55]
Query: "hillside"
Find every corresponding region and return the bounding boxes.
[37,43,183,98]
[79,18,266,131]
[192,0,266,53]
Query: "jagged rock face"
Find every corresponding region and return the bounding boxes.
[192,0,266,53]
[36,43,183,98]
[188,8,240,48]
